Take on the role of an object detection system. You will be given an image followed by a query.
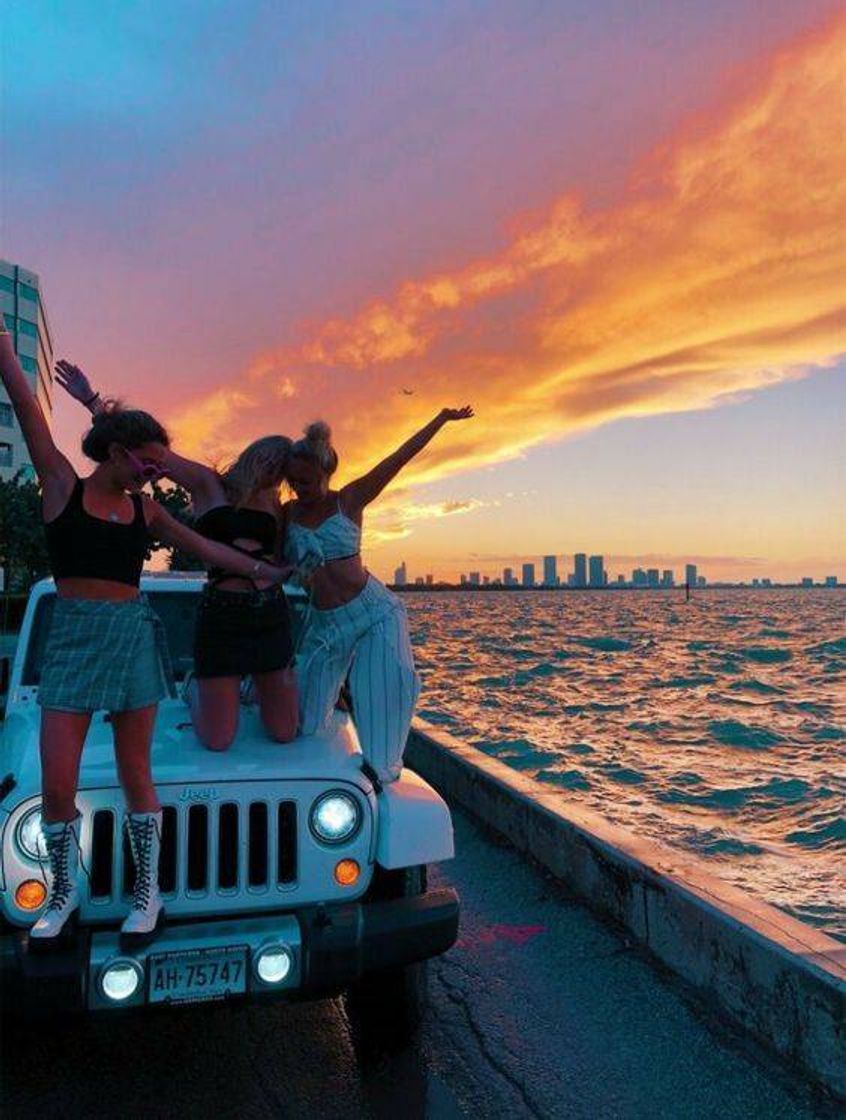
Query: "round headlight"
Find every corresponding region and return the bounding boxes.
[309,792,361,845]
[255,944,292,985]
[100,959,143,1002]
[16,807,48,861]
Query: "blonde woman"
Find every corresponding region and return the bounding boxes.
[57,362,297,751]
[284,409,473,781]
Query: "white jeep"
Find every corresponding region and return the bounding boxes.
[0,575,459,1047]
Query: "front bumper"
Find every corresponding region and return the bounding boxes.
[0,888,459,1015]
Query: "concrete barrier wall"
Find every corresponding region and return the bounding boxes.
[407,718,846,1100]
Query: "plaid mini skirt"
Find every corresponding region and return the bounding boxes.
[38,596,175,714]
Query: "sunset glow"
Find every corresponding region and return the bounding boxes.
[5,2,844,582]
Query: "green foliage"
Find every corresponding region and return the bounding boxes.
[148,481,205,571]
[0,470,51,599]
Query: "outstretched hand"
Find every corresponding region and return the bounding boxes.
[55,360,96,404]
[439,405,474,422]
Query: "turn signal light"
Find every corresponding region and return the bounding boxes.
[16,880,47,910]
[334,859,360,886]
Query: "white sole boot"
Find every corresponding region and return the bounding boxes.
[30,815,82,945]
[121,810,165,946]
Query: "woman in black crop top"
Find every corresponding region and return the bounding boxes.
[56,361,298,753]
[1,336,290,947]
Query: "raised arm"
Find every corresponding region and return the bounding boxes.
[1,329,73,486]
[342,406,473,512]
[55,359,225,509]
[144,498,294,582]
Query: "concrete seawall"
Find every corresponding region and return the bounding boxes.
[407,718,846,1100]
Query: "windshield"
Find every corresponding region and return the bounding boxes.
[21,590,306,686]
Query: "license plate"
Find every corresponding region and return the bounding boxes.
[148,945,248,1004]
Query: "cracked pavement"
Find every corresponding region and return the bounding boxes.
[0,808,833,1119]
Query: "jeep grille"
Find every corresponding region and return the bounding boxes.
[87,799,298,901]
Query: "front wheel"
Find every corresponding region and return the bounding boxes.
[344,865,429,1055]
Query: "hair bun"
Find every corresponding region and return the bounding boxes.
[291,419,338,475]
[304,420,332,445]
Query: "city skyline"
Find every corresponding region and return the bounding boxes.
[3,3,844,583]
[394,553,841,589]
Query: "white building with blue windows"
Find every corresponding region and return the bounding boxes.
[1,260,54,482]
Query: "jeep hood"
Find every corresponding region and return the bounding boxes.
[5,701,373,793]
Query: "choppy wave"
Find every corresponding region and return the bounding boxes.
[405,588,846,942]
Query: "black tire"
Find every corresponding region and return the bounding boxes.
[344,865,429,1055]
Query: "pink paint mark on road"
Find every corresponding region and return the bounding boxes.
[455,923,547,951]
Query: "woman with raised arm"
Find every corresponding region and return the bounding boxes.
[0,336,290,946]
[284,407,473,782]
[55,361,298,751]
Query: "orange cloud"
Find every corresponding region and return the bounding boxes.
[169,13,846,537]
[363,497,491,545]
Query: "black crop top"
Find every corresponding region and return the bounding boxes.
[43,476,149,587]
[194,505,278,584]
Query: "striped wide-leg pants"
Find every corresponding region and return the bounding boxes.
[295,576,421,781]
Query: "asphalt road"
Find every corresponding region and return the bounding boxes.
[0,808,834,1120]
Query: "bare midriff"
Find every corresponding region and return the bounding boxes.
[309,555,368,610]
[211,534,277,593]
[56,578,140,601]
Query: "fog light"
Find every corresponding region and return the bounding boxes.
[255,944,292,985]
[100,959,143,1002]
[16,880,47,910]
[334,859,360,886]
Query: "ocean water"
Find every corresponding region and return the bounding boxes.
[404,589,846,942]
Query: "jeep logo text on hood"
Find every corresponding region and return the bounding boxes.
[179,787,220,803]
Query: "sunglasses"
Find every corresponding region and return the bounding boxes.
[120,447,166,482]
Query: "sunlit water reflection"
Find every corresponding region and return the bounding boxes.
[404,589,846,942]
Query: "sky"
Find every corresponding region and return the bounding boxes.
[1,0,844,583]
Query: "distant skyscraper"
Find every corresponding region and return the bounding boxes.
[762,578,773,587]
[632,568,647,587]
[469,571,481,586]
[574,553,587,589]
[696,576,706,587]
[522,563,535,587]
[393,560,407,586]
[425,573,433,586]
[503,566,514,586]
[801,577,813,587]
[414,576,425,585]
[647,568,660,587]
[1,259,54,482]
[824,576,838,587]
[661,569,674,586]
[460,574,467,586]
[588,555,604,588]
[616,574,626,586]
[543,555,558,586]
[482,575,490,585]
[685,564,698,587]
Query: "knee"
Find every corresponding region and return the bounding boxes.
[201,730,236,752]
[264,713,298,744]
[194,712,238,752]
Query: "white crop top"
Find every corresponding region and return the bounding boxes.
[285,496,361,568]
